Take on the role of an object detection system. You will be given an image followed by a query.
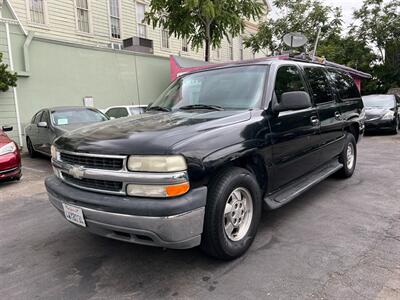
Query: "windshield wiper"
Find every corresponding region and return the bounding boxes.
[179,104,224,111]
[146,106,171,112]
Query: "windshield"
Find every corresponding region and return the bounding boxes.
[149,66,267,111]
[51,108,108,126]
[362,95,395,109]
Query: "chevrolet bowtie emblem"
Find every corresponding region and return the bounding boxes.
[69,165,85,179]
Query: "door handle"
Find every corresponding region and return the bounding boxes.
[334,111,342,120]
[310,116,320,126]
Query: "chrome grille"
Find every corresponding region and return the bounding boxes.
[60,152,123,170]
[62,173,123,192]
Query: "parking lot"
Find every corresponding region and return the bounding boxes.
[0,134,399,300]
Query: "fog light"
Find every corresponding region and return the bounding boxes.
[126,182,190,198]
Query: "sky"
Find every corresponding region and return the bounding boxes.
[270,0,365,30]
[324,0,364,29]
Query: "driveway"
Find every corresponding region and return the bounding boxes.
[1,135,399,299]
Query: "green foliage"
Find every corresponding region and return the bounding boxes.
[145,0,264,61]
[243,0,400,94]
[243,0,343,53]
[0,52,17,92]
[351,0,400,63]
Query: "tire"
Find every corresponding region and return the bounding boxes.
[391,119,398,134]
[201,167,262,260]
[336,133,357,178]
[26,137,37,158]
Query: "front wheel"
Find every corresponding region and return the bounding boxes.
[336,133,357,178]
[201,167,262,260]
[26,137,37,158]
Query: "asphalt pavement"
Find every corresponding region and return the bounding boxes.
[1,134,399,300]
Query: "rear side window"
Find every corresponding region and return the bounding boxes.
[106,107,129,118]
[33,111,43,124]
[304,67,334,104]
[41,110,50,123]
[328,69,360,100]
[274,66,306,102]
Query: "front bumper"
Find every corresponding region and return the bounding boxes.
[45,176,207,249]
[365,119,396,131]
[0,152,21,180]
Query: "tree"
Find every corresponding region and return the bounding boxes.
[351,0,400,93]
[243,0,343,54]
[0,53,17,92]
[145,0,264,62]
[351,0,400,64]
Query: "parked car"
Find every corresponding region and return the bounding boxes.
[46,59,364,260]
[25,106,109,157]
[102,105,147,119]
[0,125,21,181]
[362,94,399,134]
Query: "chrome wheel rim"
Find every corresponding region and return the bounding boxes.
[223,187,253,242]
[346,143,355,170]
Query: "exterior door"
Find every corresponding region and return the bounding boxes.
[303,67,345,164]
[269,65,321,191]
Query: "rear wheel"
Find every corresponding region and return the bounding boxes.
[201,167,262,260]
[336,133,357,178]
[26,137,37,158]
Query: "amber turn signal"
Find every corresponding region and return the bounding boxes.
[165,182,190,197]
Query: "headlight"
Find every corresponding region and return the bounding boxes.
[0,142,17,156]
[51,145,60,161]
[126,182,190,198]
[127,155,187,172]
[382,111,395,120]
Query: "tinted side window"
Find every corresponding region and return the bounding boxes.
[33,111,43,124]
[328,69,360,100]
[274,66,306,102]
[304,67,334,104]
[41,110,50,123]
[106,108,129,118]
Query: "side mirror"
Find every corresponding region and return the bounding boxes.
[37,121,48,128]
[2,125,13,132]
[274,91,312,113]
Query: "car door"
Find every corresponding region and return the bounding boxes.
[303,67,345,165]
[28,111,43,148]
[268,64,321,191]
[37,110,54,155]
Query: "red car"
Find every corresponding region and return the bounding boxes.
[0,125,21,181]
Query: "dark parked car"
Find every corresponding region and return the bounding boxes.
[362,94,400,134]
[25,106,109,157]
[0,125,21,181]
[46,59,364,260]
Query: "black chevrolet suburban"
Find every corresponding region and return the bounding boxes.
[46,59,365,260]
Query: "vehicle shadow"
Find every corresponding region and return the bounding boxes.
[52,179,333,299]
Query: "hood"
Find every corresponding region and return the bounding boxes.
[55,110,251,155]
[365,107,391,116]
[0,131,12,146]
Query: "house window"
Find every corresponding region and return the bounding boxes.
[109,0,121,39]
[239,36,244,60]
[161,29,169,48]
[228,36,234,60]
[182,37,188,52]
[76,0,90,33]
[136,2,147,38]
[28,0,46,24]
[213,47,220,60]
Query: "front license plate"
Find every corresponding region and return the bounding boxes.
[62,203,86,227]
